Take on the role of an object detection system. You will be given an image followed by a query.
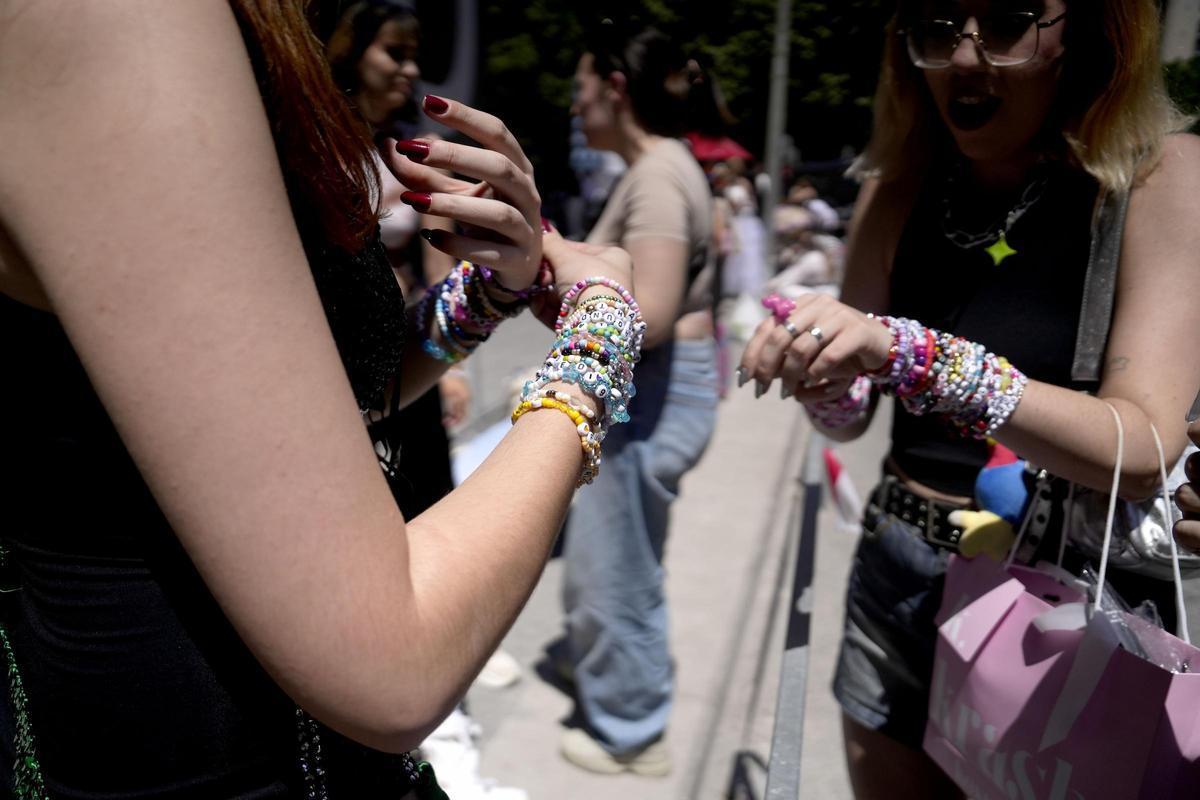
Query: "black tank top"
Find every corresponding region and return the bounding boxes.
[0,233,416,797]
[887,161,1100,496]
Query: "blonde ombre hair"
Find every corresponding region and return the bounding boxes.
[857,0,1193,191]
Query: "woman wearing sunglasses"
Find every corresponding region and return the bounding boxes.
[739,1,1200,797]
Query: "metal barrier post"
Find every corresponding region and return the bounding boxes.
[763,433,824,799]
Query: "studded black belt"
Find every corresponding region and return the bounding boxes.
[874,475,969,552]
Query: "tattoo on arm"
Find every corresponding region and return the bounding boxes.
[1108,357,1131,373]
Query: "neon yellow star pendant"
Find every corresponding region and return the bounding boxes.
[985,232,1018,266]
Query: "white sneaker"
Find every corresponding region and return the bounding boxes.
[419,709,529,800]
[559,728,671,777]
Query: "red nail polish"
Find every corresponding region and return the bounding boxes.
[394,139,430,161]
[540,216,554,234]
[400,191,432,211]
[423,95,449,115]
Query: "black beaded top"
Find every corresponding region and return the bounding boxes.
[0,230,416,796]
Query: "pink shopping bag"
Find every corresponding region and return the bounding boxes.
[923,409,1200,800]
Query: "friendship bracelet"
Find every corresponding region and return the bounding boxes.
[556,277,643,342]
[477,264,552,302]
[511,396,602,485]
[868,316,1028,439]
[804,375,874,429]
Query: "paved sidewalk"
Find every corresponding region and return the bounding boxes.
[460,344,894,799]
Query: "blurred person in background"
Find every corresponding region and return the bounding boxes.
[323,4,524,797]
[552,24,719,777]
[324,0,465,523]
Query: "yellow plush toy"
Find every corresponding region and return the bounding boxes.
[948,509,1017,561]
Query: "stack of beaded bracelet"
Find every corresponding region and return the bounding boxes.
[867,315,1027,439]
[512,392,603,484]
[512,277,646,486]
[804,375,874,429]
[418,261,525,363]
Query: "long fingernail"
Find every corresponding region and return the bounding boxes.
[541,216,554,233]
[420,228,444,246]
[755,381,768,399]
[781,385,793,400]
[400,191,431,212]
[736,367,749,388]
[423,94,449,115]
[394,139,430,161]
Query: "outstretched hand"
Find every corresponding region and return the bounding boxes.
[379,95,542,293]
[738,293,891,400]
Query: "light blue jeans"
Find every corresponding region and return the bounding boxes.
[561,338,720,755]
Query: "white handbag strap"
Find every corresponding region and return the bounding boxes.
[1094,403,1125,613]
[1096,403,1190,643]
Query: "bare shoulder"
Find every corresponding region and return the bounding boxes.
[1123,133,1200,277]
[1131,133,1200,217]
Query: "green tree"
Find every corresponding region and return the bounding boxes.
[1165,55,1200,132]
[475,1,890,196]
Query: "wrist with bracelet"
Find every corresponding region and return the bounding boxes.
[512,277,645,486]
[866,315,1027,439]
[803,375,875,429]
[475,216,557,303]
[418,261,526,364]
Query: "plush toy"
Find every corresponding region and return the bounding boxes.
[949,443,1032,560]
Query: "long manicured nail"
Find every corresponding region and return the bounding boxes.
[400,191,432,212]
[755,381,768,399]
[420,228,445,246]
[541,216,555,233]
[394,139,430,161]
[423,94,450,115]
[781,384,793,400]
[736,367,750,388]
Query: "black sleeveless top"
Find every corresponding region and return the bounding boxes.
[0,233,416,797]
[887,161,1100,496]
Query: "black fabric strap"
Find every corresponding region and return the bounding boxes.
[1072,186,1131,383]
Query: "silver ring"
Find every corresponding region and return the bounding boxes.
[782,320,801,338]
[809,326,824,343]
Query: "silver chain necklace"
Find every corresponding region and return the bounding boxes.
[941,165,1049,266]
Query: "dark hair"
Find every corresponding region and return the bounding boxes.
[322,1,420,107]
[587,26,691,137]
[686,57,737,137]
[229,1,381,253]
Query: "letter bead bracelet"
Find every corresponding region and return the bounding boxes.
[512,277,645,485]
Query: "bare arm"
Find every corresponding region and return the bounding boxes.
[626,236,689,350]
[744,141,1200,497]
[0,1,604,752]
[995,135,1200,498]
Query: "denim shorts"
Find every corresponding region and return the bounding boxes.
[832,495,1186,750]
[832,504,951,750]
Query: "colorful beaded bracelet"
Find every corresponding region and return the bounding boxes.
[511,396,601,485]
[867,315,1027,440]
[804,375,874,429]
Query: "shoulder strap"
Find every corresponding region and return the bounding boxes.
[1071,185,1131,383]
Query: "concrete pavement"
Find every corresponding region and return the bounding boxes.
[452,325,894,800]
